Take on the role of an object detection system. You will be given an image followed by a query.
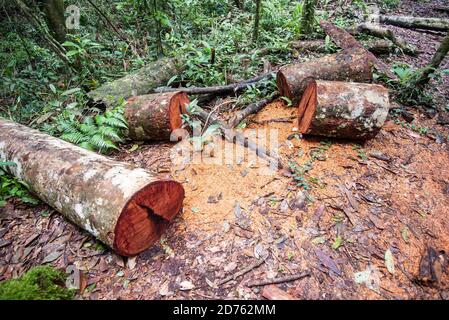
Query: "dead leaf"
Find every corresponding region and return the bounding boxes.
[42,250,63,264]
[315,248,342,275]
[127,257,137,270]
[179,280,195,291]
[385,248,395,274]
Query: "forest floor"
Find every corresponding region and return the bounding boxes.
[1,1,449,300]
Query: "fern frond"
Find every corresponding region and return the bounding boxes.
[98,126,123,142]
[79,123,98,135]
[60,132,86,144]
[89,134,119,151]
[101,117,128,129]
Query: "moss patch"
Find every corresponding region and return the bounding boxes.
[0,266,75,300]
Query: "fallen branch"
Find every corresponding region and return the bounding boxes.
[218,259,265,286]
[249,116,296,125]
[152,73,274,95]
[228,93,278,128]
[416,30,449,85]
[193,105,287,170]
[246,270,311,287]
[291,39,395,55]
[320,20,396,79]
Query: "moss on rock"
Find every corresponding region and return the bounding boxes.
[0,266,75,300]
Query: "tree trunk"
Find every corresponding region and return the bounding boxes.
[42,0,66,43]
[276,51,373,105]
[417,30,449,85]
[297,80,390,140]
[377,15,449,32]
[0,119,185,256]
[300,0,317,36]
[125,92,189,141]
[320,20,396,79]
[87,57,184,107]
[253,0,262,42]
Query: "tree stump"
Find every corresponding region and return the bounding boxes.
[276,51,373,105]
[297,80,390,140]
[0,119,185,256]
[125,92,189,141]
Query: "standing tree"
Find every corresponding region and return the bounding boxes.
[38,0,67,43]
[253,0,262,42]
[300,0,317,37]
[417,30,449,85]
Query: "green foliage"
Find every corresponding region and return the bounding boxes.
[300,0,317,37]
[380,0,401,9]
[0,162,39,207]
[48,104,127,154]
[0,266,75,300]
[386,63,433,106]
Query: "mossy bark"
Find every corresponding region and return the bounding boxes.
[87,57,185,108]
[378,15,449,32]
[42,0,66,43]
[0,119,185,256]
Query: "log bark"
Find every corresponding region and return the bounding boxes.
[377,15,449,32]
[261,285,295,300]
[87,57,184,107]
[152,73,273,95]
[297,80,390,140]
[125,92,189,141]
[320,20,396,79]
[0,119,185,256]
[291,39,395,54]
[351,23,419,55]
[276,51,373,105]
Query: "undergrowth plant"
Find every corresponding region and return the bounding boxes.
[0,161,39,207]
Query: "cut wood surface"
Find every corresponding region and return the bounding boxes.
[261,285,295,300]
[377,15,449,31]
[125,92,189,141]
[320,20,396,79]
[276,51,372,105]
[0,119,185,256]
[87,57,184,107]
[297,80,390,140]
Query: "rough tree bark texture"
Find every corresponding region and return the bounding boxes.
[377,15,449,32]
[297,80,390,140]
[41,0,66,43]
[276,51,373,105]
[0,120,185,256]
[320,20,396,79]
[87,57,184,107]
[125,92,189,141]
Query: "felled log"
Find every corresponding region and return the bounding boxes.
[376,15,449,32]
[125,92,189,141]
[87,57,184,107]
[417,30,449,85]
[350,23,419,55]
[151,73,273,95]
[0,119,185,256]
[291,39,395,54]
[320,20,396,79]
[276,51,372,105]
[297,80,390,140]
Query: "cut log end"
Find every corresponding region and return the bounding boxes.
[276,72,291,100]
[114,180,185,256]
[297,80,318,134]
[169,92,189,131]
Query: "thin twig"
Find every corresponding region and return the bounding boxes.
[218,259,265,286]
[246,270,311,287]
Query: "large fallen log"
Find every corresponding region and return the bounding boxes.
[87,57,184,107]
[151,73,274,95]
[376,15,449,32]
[125,92,189,141]
[297,80,390,140]
[320,20,396,79]
[290,39,395,54]
[276,51,373,105]
[0,119,185,256]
